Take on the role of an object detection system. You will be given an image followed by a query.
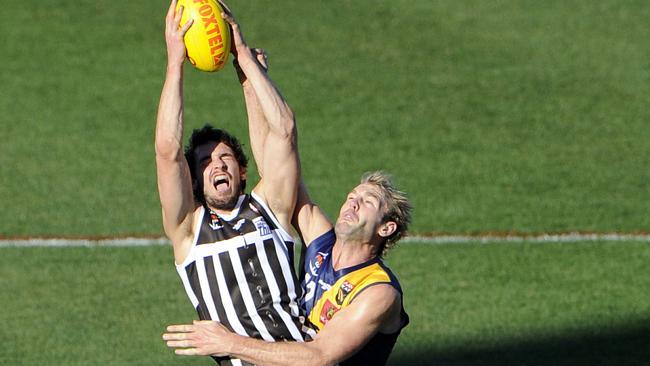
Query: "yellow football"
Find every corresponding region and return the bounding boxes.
[176,0,231,72]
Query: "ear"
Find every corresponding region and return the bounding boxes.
[240,167,247,181]
[378,221,397,238]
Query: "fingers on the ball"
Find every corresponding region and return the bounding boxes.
[175,5,184,24]
[221,12,236,26]
[167,0,177,19]
[180,18,194,34]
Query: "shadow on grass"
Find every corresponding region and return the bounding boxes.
[389,321,650,366]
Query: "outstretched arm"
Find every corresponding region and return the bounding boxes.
[163,284,402,366]
[235,50,333,245]
[155,0,196,263]
[220,4,299,231]
[233,49,269,177]
[218,1,332,244]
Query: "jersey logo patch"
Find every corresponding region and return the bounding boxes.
[253,217,272,237]
[209,213,223,230]
[308,252,329,276]
[336,280,354,305]
[319,299,340,325]
[232,218,246,231]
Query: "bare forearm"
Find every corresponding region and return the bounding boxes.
[156,65,185,160]
[238,55,295,138]
[227,335,329,366]
[242,82,269,176]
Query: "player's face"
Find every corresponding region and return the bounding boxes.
[335,183,386,243]
[194,142,246,211]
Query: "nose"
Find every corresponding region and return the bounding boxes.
[349,197,359,211]
[216,157,228,170]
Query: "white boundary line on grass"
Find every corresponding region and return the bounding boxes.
[1,233,650,247]
[0,237,171,247]
[405,233,650,244]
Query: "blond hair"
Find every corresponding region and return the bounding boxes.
[360,171,412,257]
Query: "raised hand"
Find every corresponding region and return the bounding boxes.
[165,0,194,68]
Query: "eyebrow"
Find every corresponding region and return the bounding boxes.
[365,192,382,202]
[351,189,382,203]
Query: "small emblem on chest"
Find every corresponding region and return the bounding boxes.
[232,218,246,231]
[253,217,272,237]
[209,213,223,230]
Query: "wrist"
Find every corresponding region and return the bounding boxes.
[166,61,184,75]
[223,333,246,357]
[236,52,257,71]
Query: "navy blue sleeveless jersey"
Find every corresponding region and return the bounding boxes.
[300,230,409,365]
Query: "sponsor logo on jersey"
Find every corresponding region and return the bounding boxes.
[253,217,272,237]
[232,218,246,231]
[309,251,329,275]
[209,212,223,230]
[318,279,332,291]
[335,280,354,305]
[319,299,340,325]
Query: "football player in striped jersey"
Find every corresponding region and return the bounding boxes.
[162,2,412,364]
[157,0,311,364]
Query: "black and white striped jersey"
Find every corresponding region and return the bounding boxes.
[176,193,312,366]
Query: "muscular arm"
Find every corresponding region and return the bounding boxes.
[163,284,402,366]
[221,9,299,231]
[235,52,269,177]
[236,52,333,245]
[155,0,196,263]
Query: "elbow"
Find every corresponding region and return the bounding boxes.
[278,109,297,141]
[155,136,184,162]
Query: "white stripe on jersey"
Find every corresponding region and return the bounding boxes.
[195,235,248,257]
[229,246,274,342]
[210,254,248,336]
[254,238,305,342]
[196,257,220,322]
[273,232,302,319]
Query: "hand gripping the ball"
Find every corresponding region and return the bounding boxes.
[165,0,194,68]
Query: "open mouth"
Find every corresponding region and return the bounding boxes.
[342,210,357,222]
[213,175,230,192]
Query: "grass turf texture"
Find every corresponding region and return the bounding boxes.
[1,0,649,237]
[2,241,650,365]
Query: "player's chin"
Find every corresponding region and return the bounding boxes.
[207,192,239,210]
[334,221,355,236]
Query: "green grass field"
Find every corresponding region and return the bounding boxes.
[1,0,649,365]
[2,241,650,365]
[1,0,649,237]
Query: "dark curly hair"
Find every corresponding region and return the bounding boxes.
[184,124,249,205]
